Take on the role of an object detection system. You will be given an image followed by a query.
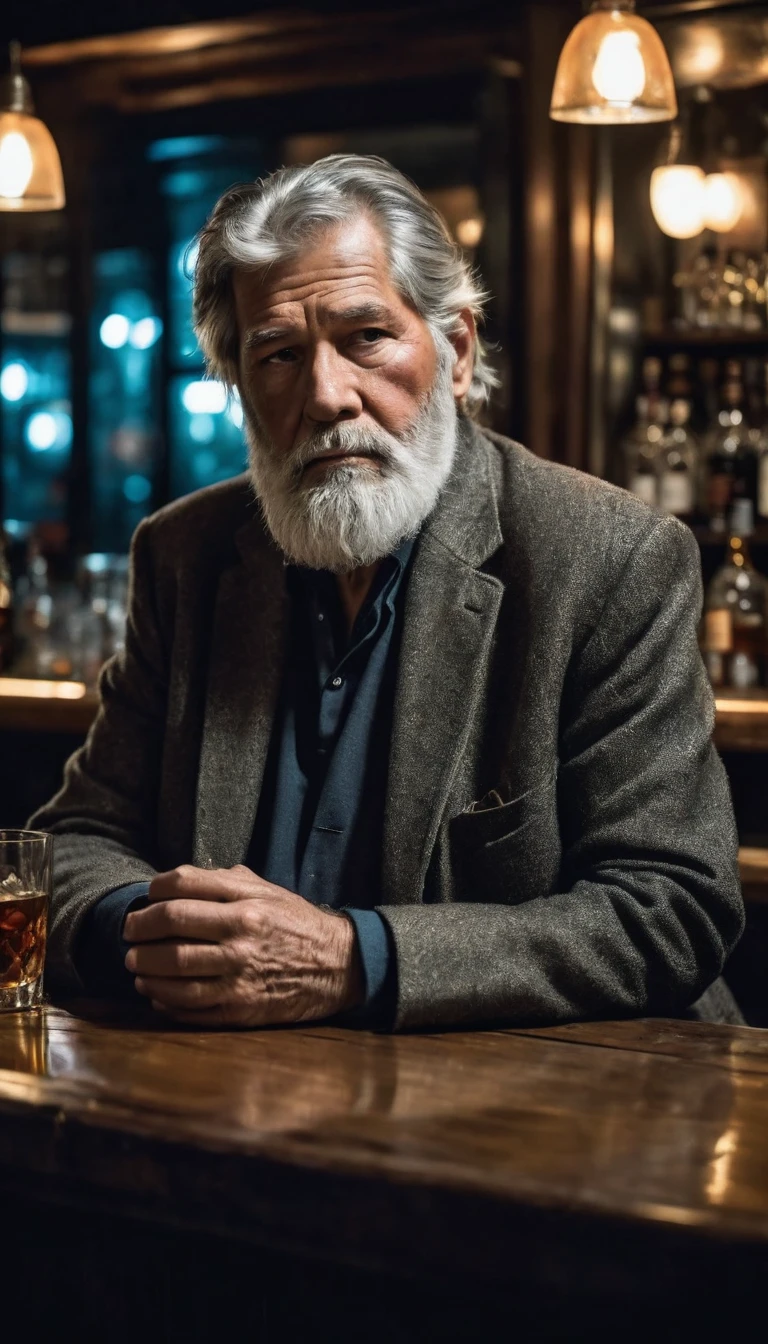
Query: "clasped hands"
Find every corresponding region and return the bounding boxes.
[123,864,365,1026]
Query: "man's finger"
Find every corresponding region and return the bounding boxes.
[125,939,229,978]
[148,864,263,905]
[134,974,225,1009]
[124,898,238,944]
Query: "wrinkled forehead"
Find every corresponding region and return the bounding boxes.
[231,214,408,326]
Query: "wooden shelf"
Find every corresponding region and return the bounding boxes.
[713,689,768,752]
[0,677,98,734]
[691,524,768,546]
[643,328,768,349]
[740,847,768,905]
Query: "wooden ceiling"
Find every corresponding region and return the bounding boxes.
[20,3,520,114]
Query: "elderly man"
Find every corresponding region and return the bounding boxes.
[34,154,743,1029]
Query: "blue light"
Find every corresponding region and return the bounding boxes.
[26,412,58,451]
[189,413,216,444]
[123,474,152,504]
[100,314,130,349]
[25,410,73,453]
[0,361,29,402]
[129,316,163,350]
[182,379,227,414]
[147,135,227,164]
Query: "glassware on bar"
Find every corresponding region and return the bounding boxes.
[0,830,52,1011]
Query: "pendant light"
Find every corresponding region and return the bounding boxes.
[551,1,678,126]
[650,97,746,240]
[0,41,65,212]
[650,119,705,239]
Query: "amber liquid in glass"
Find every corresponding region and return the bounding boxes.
[0,891,48,992]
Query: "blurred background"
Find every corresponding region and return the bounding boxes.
[1,0,767,1015]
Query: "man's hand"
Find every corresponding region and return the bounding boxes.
[123,864,365,1026]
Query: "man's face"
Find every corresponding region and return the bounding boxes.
[233,213,442,468]
[231,214,473,571]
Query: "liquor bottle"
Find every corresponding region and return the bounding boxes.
[743,257,765,332]
[0,531,14,673]
[757,362,768,522]
[705,361,757,531]
[621,381,668,506]
[702,500,767,689]
[693,245,721,329]
[722,250,748,330]
[657,399,698,519]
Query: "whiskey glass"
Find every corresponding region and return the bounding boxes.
[0,831,52,1010]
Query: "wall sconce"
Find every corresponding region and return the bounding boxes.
[550,0,678,126]
[0,41,65,212]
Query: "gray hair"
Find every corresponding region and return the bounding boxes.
[193,153,497,416]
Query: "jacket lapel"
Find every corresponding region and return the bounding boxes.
[382,419,505,904]
[193,522,288,869]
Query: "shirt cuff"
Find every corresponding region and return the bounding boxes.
[74,882,151,997]
[343,907,396,1028]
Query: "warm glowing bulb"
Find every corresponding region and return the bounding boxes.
[703,173,743,234]
[0,130,34,198]
[592,30,647,105]
[650,165,705,240]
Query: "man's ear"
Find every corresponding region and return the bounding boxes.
[449,308,476,402]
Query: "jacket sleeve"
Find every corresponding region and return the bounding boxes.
[376,516,745,1031]
[28,517,167,991]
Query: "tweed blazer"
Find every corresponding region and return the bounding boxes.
[32,419,745,1029]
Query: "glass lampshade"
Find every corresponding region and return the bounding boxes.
[551,1,678,126]
[0,110,65,211]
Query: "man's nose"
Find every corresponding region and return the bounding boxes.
[303,343,362,423]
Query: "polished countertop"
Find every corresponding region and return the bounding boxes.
[1,1004,767,1291]
[1,676,767,748]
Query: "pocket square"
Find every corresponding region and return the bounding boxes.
[465,787,507,815]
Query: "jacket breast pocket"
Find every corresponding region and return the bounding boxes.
[448,783,560,906]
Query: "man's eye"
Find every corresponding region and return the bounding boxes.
[262,347,297,365]
[359,328,387,343]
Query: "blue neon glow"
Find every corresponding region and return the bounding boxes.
[26,412,57,451]
[0,361,29,402]
[100,314,131,349]
[189,413,216,444]
[129,316,163,350]
[147,135,227,163]
[182,379,227,414]
[123,474,152,504]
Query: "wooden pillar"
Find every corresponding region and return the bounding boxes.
[519,0,599,472]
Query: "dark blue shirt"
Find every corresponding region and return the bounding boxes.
[76,540,415,1024]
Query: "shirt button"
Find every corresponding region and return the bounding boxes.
[331,676,343,689]
[318,613,325,622]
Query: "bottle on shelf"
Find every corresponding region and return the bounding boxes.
[621,358,667,507]
[702,499,767,689]
[696,245,724,329]
[722,250,748,330]
[0,530,14,673]
[704,361,758,531]
[658,398,699,520]
[757,361,768,523]
[743,257,765,332]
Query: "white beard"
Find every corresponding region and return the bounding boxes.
[243,351,458,572]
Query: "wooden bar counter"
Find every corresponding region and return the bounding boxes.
[1,1004,767,1342]
[2,676,768,747]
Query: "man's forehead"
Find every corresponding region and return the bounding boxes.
[232,216,402,322]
